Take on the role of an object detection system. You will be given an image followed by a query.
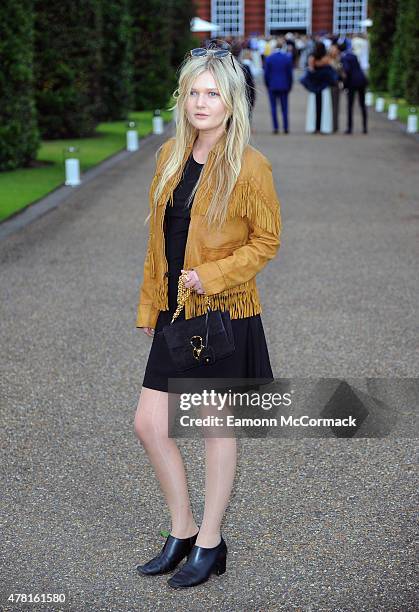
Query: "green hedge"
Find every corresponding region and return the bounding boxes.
[0,0,40,171]
[100,0,134,120]
[33,0,103,139]
[388,1,409,98]
[131,0,175,111]
[0,0,197,170]
[404,0,419,104]
[369,0,398,91]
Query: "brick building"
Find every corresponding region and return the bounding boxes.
[194,0,368,37]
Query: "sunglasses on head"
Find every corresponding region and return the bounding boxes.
[189,47,238,75]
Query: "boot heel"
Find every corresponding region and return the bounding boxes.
[215,553,227,575]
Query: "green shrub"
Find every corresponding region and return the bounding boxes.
[404,0,419,104]
[131,0,176,110]
[388,1,409,98]
[0,0,40,171]
[33,0,103,139]
[369,0,399,91]
[100,0,134,120]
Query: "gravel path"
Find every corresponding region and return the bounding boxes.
[0,76,417,611]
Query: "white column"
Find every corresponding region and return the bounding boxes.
[65,158,81,186]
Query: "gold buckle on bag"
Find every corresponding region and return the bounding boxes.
[190,335,205,360]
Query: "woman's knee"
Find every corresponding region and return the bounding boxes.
[133,411,153,442]
[133,387,168,442]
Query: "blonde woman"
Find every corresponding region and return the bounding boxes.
[134,40,282,589]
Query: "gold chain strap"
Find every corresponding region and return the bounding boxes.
[170,271,212,324]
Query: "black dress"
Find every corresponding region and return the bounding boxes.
[142,153,274,393]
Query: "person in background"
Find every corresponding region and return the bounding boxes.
[249,33,263,75]
[300,41,338,134]
[258,35,268,69]
[351,32,370,73]
[328,41,345,132]
[241,48,257,79]
[286,39,299,68]
[264,45,294,134]
[295,34,306,67]
[231,42,256,128]
[321,32,332,51]
[300,35,315,69]
[339,40,368,134]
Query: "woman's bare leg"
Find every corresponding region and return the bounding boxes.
[133,386,199,538]
[195,395,237,548]
[195,436,237,548]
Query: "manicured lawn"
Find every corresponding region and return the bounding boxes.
[369,91,419,124]
[0,110,172,222]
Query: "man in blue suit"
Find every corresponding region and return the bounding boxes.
[264,49,294,134]
[339,41,368,134]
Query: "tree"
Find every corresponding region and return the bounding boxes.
[404,0,419,104]
[131,0,175,111]
[0,0,40,171]
[369,0,399,91]
[388,1,409,98]
[170,0,198,76]
[33,0,103,139]
[100,0,134,120]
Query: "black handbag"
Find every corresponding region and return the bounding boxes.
[161,272,235,372]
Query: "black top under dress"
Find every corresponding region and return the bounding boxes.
[142,153,274,393]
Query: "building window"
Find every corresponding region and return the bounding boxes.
[266,0,310,31]
[333,0,368,34]
[211,0,243,37]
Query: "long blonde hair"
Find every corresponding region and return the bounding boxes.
[146,43,251,230]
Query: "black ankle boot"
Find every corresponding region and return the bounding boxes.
[167,536,227,588]
[136,529,199,576]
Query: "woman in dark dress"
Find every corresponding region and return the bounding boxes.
[133,40,281,589]
[142,150,274,392]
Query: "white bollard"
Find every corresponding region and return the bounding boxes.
[388,103,398,120]
[407,114,418,134]
[126,129,139,151]
[153,116,164,134]
[375,97,385,112]
[365,92,374,107]
[65,158,81,186]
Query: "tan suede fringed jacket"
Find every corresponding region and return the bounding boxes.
[136,134,282,329]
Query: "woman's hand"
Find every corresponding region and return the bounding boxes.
[181,269,205,294]
[141,327,155,337]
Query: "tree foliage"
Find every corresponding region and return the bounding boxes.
[100,0,134,120]
[403,0,419,104]
[0,0,40,171]
[33,0,103,139]
[369,0,398,91]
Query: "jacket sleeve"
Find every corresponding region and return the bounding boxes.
[135,140,174,329]
[192,160,282,296]
[135,177,160,329]
[136,244,160,329]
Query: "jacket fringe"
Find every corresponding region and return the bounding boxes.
[149,250,155,278]
[192,177,281,237]
[185,280,262,320]
[152,278,261,320]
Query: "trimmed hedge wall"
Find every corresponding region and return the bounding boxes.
[100,0,134,120]
[33,0,103,139]
[0,1,40,171]
[373,0,419,105]
[403,0,419,104]
[369,0,398,91]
